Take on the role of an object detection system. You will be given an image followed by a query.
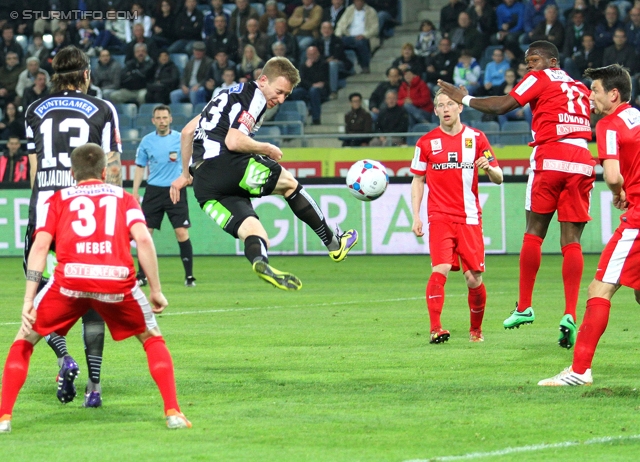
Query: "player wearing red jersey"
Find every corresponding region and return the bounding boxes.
[410,90,503,344]
[438,40,595,349]
[0,144,190,432]
[540,64,640,385]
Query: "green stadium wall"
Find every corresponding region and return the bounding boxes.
[0,182,622,257]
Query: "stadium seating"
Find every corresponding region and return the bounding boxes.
[171,114,189,129]
[194,102,207,114]
[137,124,156,137]
[254,126,282,146]
[118,114,133,129]
[499,121,531,145]
[169,53,189,75]
[274,111,304,136]
[460,108,483,124]
[114,103,137,119]
[138,103,158,117]
[120,128,139,141]
[169,103,193,118]
[280,100,307,119]
[16,35,28,54]
[407,123,437,145]
[469,121,500,144]
[112,54,126,66]
[42,34,53,49]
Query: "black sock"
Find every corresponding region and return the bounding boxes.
[244,235,268,264]
[46,333,68,359]
[285,184,334,246]
[178,238,194,278]
[82,310,105,384]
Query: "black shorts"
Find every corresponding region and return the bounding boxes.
[192,154,282,238]
[142,185,191,230]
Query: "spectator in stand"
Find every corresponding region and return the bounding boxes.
[27,33,50,63]
[56,21,79,49]
[126,2,153,41]
[0,135,28,184]
[170,41,214,105]
[168,0,204,55]
[270,41,288,59]
[125,23,159,63]
[109,43,156,106]
[611,0,633,20]
[563,0,601,25]
[453,50,481,95]
[15,57,50,101]
[369,67,402,121]
[152,0,178,49]
[522,0,557,45]
[527,5,564,51]
[626,7,640,50]
[391,43,425,79]
[236,44,265,82]
[0,102,24,141]
[335,0,379,74]
[595,5,623,50]
[0,24,24,65]
[564,35,603,82]
[449,11,486,60]
[93,49,122,101]
[268,18,299,62]
[416,20,440,59]
[563,10,595,59]
[32,1,62,37]
[196,50,237,103]
[323,0,347,28]
[0,52,23,108]
[230,0,260,39]
[492,0,525,47]
[74,18,100,57]
[370,0,399,40]
[206,15,239,62]
[425,37,458,86]
[369,90,409,146]
[289,0,324,60]
[103,7,128,49]
[315,21,353,99]
[260,0,287,36]
[41,29,70,75]
[440,0,467,38]
[342,92,373,146]
[289,45,330,125]
[467,0,497,37]
[204,0,231,39]
[146,50,180,104]
[398,67,433,127]
[496,68,531,127]
[603,28,639,74]
[477,47,510,96]
[213,67,238,97]
[239,18,270,62]
[21,70,49,110]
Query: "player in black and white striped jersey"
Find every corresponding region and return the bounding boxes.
[23,45,122,408]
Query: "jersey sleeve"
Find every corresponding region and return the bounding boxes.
[35,192,59,238]
[25,109,36,155]
[475,131,499,167]
[102,100,122,153]
[229,85,267,136]
[124,193,147,230]
[596,118,619,161]
[410,138,429,175]
[135,136,149,167]
[509,70,545,107]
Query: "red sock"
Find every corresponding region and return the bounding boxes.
[468,283,486,330]
[143,336,180,413]
[573,298,611,374]
[427,272,447,331]
[518,233,543,311]
[0,340,34,417]
[561,243,583,321]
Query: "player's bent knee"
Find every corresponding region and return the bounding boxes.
[274,168,299,196]
[15,329,42,345]
[136,327,162,344]
[238,217,269,245]
[587,279,617,300]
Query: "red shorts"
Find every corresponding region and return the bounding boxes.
[428,221,485,272]
[526,142,595,222]
[33,279,158,341]
[595,225,640,290]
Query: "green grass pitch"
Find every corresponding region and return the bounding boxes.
[1,254,640,461]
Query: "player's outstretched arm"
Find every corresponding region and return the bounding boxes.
[437,80,520,115]
[130,222,168,313]
[22,231,53,335]
[225,127,283,161]
[411,175,426,237]
[170,115,198,204]
[106,151,122,186]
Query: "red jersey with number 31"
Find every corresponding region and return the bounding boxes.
[36,181,146,293]
[411,125,499,225]
[510,68,592,147]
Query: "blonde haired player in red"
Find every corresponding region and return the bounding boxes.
[438,40,595,349]
[540,64,639,386]
[410,90,503,344]
[0,143,190,432]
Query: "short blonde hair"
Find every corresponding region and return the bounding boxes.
[261,56,301,88]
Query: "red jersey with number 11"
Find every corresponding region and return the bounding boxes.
[411,125,499,225]
[36,181,146,294]
[510,68,592,147]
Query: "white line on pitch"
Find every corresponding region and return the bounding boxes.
[406,434,640,461]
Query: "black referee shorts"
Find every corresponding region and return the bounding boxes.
[142,185,191,230]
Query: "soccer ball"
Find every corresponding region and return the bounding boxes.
[346,159,389,201]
